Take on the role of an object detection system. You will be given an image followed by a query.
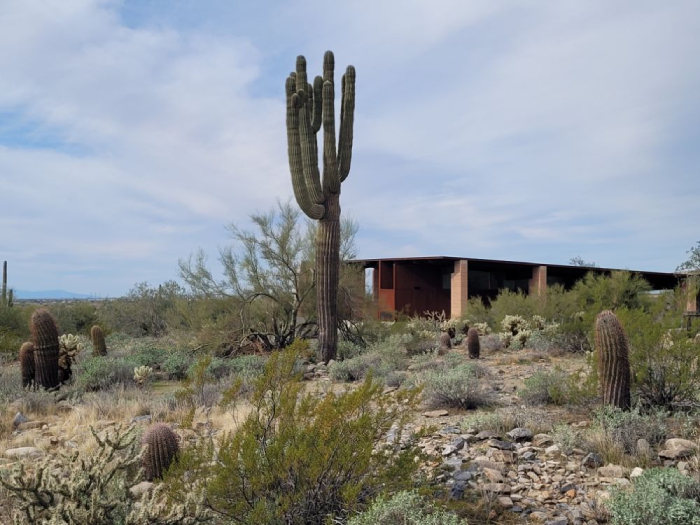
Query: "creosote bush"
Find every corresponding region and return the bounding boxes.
[166,349,422,525]
[420,362,490,410]
[519,368,596,406]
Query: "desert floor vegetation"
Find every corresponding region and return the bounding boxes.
[2,271,700,524]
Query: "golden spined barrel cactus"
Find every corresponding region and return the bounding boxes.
[595,310,631,410]
[142,423,179,481]
[19,342,35,388]
[30,308,60,390]
[466,327,480,359]
[58,334,83,385]
[90,325,107,356]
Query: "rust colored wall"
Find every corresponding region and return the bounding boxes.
[394,262,451,316]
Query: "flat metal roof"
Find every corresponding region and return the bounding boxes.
[347,255,678,278]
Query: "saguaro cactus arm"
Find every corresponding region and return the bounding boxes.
[338,65,356,182]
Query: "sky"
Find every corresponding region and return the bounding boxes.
[1,0,699,297]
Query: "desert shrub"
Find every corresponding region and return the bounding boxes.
[420,363,490,410]
[166,349,421,524]
[592,405,667,455]
[551,423,585,453]
[337,339,366,360]
[348,491,466,525]
[489,290,538,328]
[161,351,194,380]
[50,302,101,335]
[125,344,169,369]
[519,368,596,406]
[480,334,502,352]
[616,308,700,408]
[0,425,209,524]
[573,271,653,315]
[0,361,24,404]
[331,334,409,382]
[607,468,700,525]
[73,356,135,391]
[462,406,552,435]
[0,304,32,356]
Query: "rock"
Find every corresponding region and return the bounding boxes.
[488,439,516,451]
[492,450,516,463]
[598,465,627,478]
[12,412,29,428]
[544,445,561,456]
[636,438,651,457]
[4,447,43,459]
[130,481,154,498]
[665,438,697,451]
[582,453,603,468]
[498,496,514,508]
[450,480,466,499]
[630,467,644,478]
[507,427,534,442]
[423,409,449,418]
[17,421,45,431]
[481,483,510,494]
[451,437,466,451]
[546,519,568,525]
[533,434,554,447]
[475,430,500,440]
[483,467,506,483]
[658,448,694,460]
[453,470,473,482]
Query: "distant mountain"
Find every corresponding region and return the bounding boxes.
[14,289,92,300]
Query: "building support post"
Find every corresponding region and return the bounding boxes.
[529,265,548,298]
[450,259,468,319]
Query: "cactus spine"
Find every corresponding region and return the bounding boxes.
[30,308,60,390]
[142,423,179,480]
[286,51,355,363]
[19,342,35,388]
[91,325,107,356]
[466,327,480,359]
[595,310,631,410]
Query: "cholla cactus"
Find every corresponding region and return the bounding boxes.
[501,315,529,335]
[513,329,532,348]
[0,425,209,524]
[530,315,547,330]
[58,334,83,384]
[499,332,513,348]
[661,330,675,350]
[439,318,459,332]
[134,365,154,386]
[571,311,585,322]
[473,322,491,336]
[542,322,560,335]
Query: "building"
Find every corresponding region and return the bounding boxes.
[349,256,685,319]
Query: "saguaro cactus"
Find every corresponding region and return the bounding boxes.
[19,342,35,388]
[286,51,355,363]
[142,423,180,480]
[595,310,631,410]
[91,325,107,356]
[466,327,480,359]
[1,261,6,306]
[30,308,60,390]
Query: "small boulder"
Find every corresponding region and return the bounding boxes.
[4,447,43,459]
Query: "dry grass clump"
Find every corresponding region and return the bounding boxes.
[462,406,554,435]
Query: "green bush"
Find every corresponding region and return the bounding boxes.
[519,368,596,406]
[50,302,101,335]
[592,405,667,454]
[73,356,135,391]
[420,363,490,410]
[337,339,366,360]
[166,349,422,525]
[201,355,266,380]
[608,468,700,525]
[125,344,169,369]
[0,304,32,356]
[161,351,194,380]
[348,491,466,525]
[330,334,408,382]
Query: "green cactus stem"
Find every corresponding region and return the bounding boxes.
[595,310,631,410]
[1,261,6,306]
[142,423,179,481]
[91,325,107,356]
[19,342,35,389]
[466,327,480,359]
[30,308,60,390]
[286,51,355,363]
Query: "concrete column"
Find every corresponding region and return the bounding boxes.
[450,259,468,319]
[686,278,698,313]
[529,265,547,298]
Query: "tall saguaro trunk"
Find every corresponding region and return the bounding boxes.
[285,51,355,363]
[1,261,6,305]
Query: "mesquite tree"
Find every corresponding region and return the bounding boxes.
[285,51,355,362]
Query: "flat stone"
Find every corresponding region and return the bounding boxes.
[659,448,694,460]
[545,445,561,456]
[492,450,516,463]
[636,438,651,457]
[451,437,466,450]
[129,481,154,497]
[665,438,697,451]
[423,410,449,418]
[507,428,534,442]
[598,465,627,478]
[630,467,644,478]
[17,421,45,430]
[488,439,516,451]
[533,434,554,447]
[483,467,506,483]
[476,430,500,440]
[498,496,513,508]
[482,483,510,494]
[4,447,43,459]
[453,470,473,482]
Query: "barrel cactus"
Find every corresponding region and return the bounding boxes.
[439,330,452,354]
[142,423,179,480]
[19,342,35,388]
[466,327,480,359]
[30,308,60,390]
[90,325,107,356]
[595,310,631,410]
